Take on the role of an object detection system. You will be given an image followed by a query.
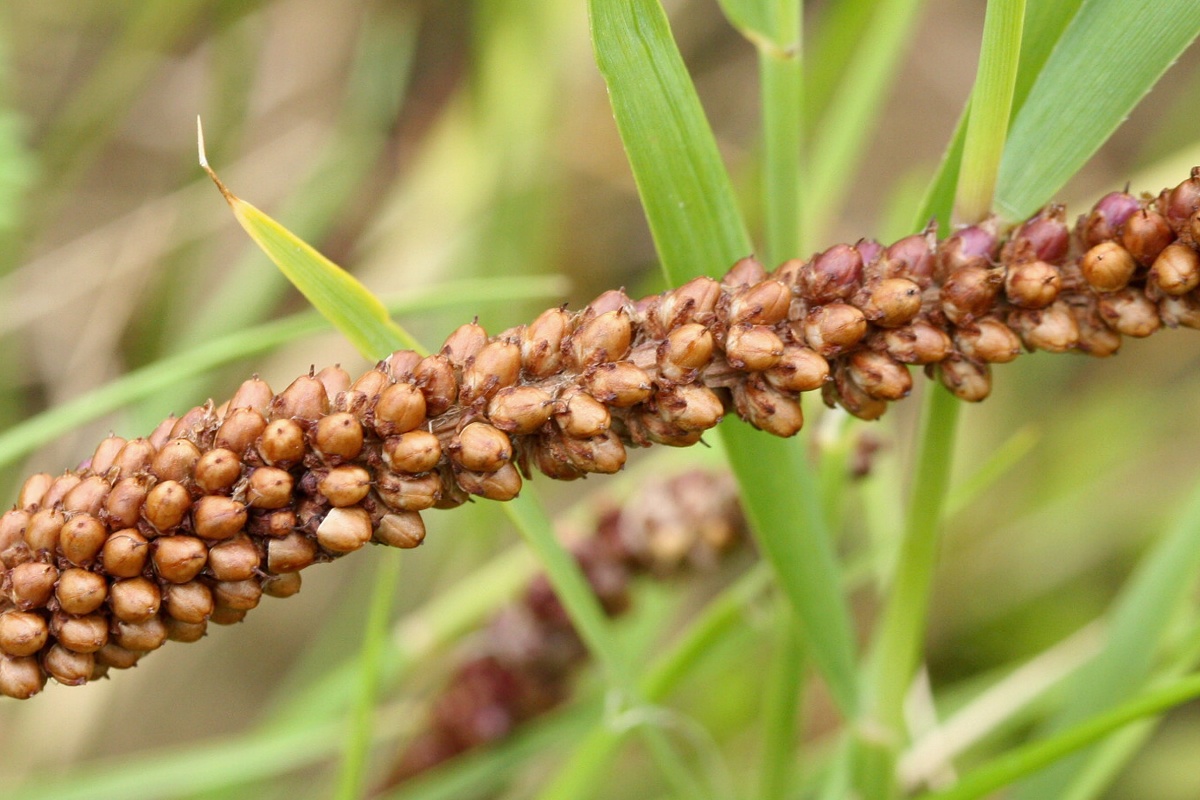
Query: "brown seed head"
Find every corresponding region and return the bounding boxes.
[262,572,302,598]
[193,448,243,495]
[935,223,998,279]
[723,256,768,288]
[385,350,422,380]
[152,535,209,584]
[561,429,628,474]
[314,365,352,402]
[1159,291,1200,329]
[166,618,209,642]
[723,324,784,371]
[95,642,142,669]
[1004,261,1062,309]
[1004,205,1069,265]
[40,473,82,511]
[1149,242,1200,296]
[877,229,936,286]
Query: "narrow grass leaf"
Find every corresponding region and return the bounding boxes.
[590,0,859,716]
[995,0,1200,218]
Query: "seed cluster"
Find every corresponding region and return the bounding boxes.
[3,170,1200,699]
[386,470,746,785]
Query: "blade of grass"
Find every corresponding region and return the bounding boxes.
[995,0,1200,219]
[590,0,860,718]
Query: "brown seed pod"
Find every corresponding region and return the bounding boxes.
[1122,209,1174,266]
[88,436,126,476]
[568,310,632,368]
[16,473,53,511]
[732,376,804,437]
[658,322,715,382]
[486,385,554,435]
[555,391,611,438]
[1159,291,1200,329]
[58,514,109,566]
[143,479,192,533]
[245,467,295,510]
[0,654,45,699]
[455,462,523,501]
[50,612,108,654]
[55,568,108,616]
[938,356,992,402]
[166,618,209,642]
[194,448,243,494]
[763,345,830,392]
[559,429,628,474]
[460,340,522,405]
[801,303,868,356]
[228,376,275,416]
[192,496,248,541]
[258,418,307,468]
[1098,288,1162,338]
[7,562,58,610]
[1079,191,1140,249]
[262,572,302,599]
[798,244,862,303]
[95,642,143,670]
[61,475,110,516]
[382,430,443,474]
[212,580,263,613]
[728,279,791,325]
[847,351,912,401]
[317,465,373,507]
[373,382,428,437]
[108,577,162,624]
[441,322,489,368]
[1004,261,1062,309]
[0,611,50,657]
[267,532,318,574]
[206,536,261,582]
[1148,242,1200,296]
[375,512,427,549]
[23,508,65,553]
[1004,205,1069,265]
[935,222,998,279]
[583,362,653,408]
[654,383,725,432]
[271,374,330,423]
[42,643,94,685]
[163,581,215,624]
[314,365,352,402]
[1009,303,1080,352]
[375,471,443,512]
[101,530,149,578]
[414,354,459,416]
[152,535,209,584]
[215,407,268,456]
[39,473,82,511]
[941,265,1002,324]
[113,438,158,480]
[723,324,784,371]
[627,410,706,447]
[449,422,512,473]
[113,616,169,652]
[521,308,570,378]
[311,412,366,464]
[876,228,936,286]
[1079,241,1137,292]
[859,277,922,327]
[955,318,1022,363]
[655,276,722,332]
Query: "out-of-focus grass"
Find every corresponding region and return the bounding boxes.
[1,1,1200,799]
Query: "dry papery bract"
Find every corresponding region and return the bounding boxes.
[5,168,1200,698]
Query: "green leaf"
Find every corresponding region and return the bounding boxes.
[995,0,1200,218]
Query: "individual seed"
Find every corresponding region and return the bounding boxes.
[59,514,108,566]
[1159,292,1200,329]
[61,475,110,516]
[658,322,715,382]
[1098,288,1162,337]
[382,430,443,474]
[1079,191,1140,248]
[486,385,554,434]
[0,655,45,699]
[214,407,268,457]
[568,310,632,368]
[859,278,922,327]
[314,364,352,402]
[8,562,58,610]
[460,340,522,405]
[1003,205,1070,265]
[801,303,867,356]
[628,409,705,447]
[0,611,49,657]
[583,362,653,407]
[262,572,302,598]
[245,466,294,510]
[1004,261,1061,309]
[147,415,177,450]
[267,532,318,574]
[257,418,307,468]
[213,579,263,612]
[723,255,768,287]
[555,390,611,438]
[114,616,169,652]
[824,367,889,420]
[151,438,202,482]
[938,356,992,402]
[940,265,1002,324]
[24,508,65,553]
[166,618,209,642]
[385,349,422,380]
[142,479,192,533]
[728,280,791,325]
[208,606,248,626]
[847,351,912,401]
[934,222,998,278]
[655,384,724,432]
[152,535,208,583]
[1080,241,1137,292]
[450,422,512,473]
[414,354,459,416]
[375,512,427,549]
[1010,304,1080,352]
[763,345,830,392]
[342,368,389,420]
[312,411,364,463]
[51,611,108,654]
[270,374,329,422]
[454,462,522,501]
[1122,209,1174,266]
[194,448,243,493]
[561,429,628,474]
[163,581,214,624]
[521,307,570,378]
[876,229,936,286]
[655,276,722,332]
[228,376,274,415]
[732,377,804,437]
[316,507,373,554]
[192,496,248,541]
[0,510,29,561]
[55,568,108,615]
[39,473,81,510]
[375,471,443,512]
[316,465,372,507]
[113,438,158,480]
[1073,305,1124,357]
[88,436,126,475]
[42,643,94,685]
[101,476,149,529]
[1149,242,1200,296]
[723,324,784,371]
[584,288,634,317]
[108,577,161,624]
[955,318,1022,363]
[94,642,142,669]
[441,322,489,367]
[17,473,53,510]
[101,530,149,578]
[798,244,862,303]
[207,535,261,582]
[372,382,427,437]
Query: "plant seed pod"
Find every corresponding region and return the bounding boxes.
[583,362,653,408]
[375,471,443,512]
[316,506,373,554]
[257,418,307,468]
[372,382,427,437]
[88,436,126,475]
[859,277,922,327]
[441,322,489,368]
[0,611,49,657]
[728,280,791,325]
[1098,288,1162,338]
[152,535,209,584]
[192,496,248,541]
[101,530,149,578]
[1079,191,1140,248]
[314,364,352,402]
[1004,261,1061,309]
[42,643,93,685]
[375,512,427,549]
[213,582,264,615]
[1072,305,1124,356]
[486,385,553,435]
[113,438,157,479]
[150,439,202,483]
[1010,303,1081,352]
[24,508,65,553]
[723,324,784,371]
[59,514,108,566]
[342,368,389,420]
[262,572,302,599]
[955,318,1022,363]
[50,612,108,654]
[55,568,108,615]
[935,222,998,280]
[207,535,261,582]
[521,307,570,378]
[143,479,192,533]
[876,228,936,286]
[163,581,214,624]
[1158,168,1200,233]
[568,310,632,368]
[194,448,243,494]
[1149,242,1200,296]
[385,350,422,380]
[147,416,177,451]
[657,323,715,382]
[315,465,371,507]
[95,642,142,669]
[311,411,365,464]
[455,462,523,501]
[555,390,611,438]
[113,616,169,652]
[8,562,58,610]
[17,473,53,510]
[449,422,512,473]
[723,255,768,288]
[822,367,888,420]
[655,383,724,432]
[108,577,162,624]
[938,356,992,402]
[382,430,443,474]
[166,618,209,642]
[655,276,722,331]
[0,655,45,699]
[214,407,268,456]
[940,265,1002,324]
[228,376,274,416]
[0,510,29,562]
[560,429,627,474]
[1003,205,1070,265]
[245,467,294,510]
[801,302,867,356]
[529,431,585,481]
[61,475,110,516]
[105,474,151,532]
[1159,291,1200,329]
[39,473,82,510]
[1079,241,1137,292]
[267,532,318,574]
[733,376,804,436]
[414,354,459,416]
[270,374,329,423]
[763,345,830,392]
[1121,209,1173,266]
[627,409,705,447]
[847,351,912,401]
[798,244,862,303]
[460,340,522,405]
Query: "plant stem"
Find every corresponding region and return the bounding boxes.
[759,0,803,263]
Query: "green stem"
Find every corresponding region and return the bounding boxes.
[759,0,803,263]
[759,598,807,800]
